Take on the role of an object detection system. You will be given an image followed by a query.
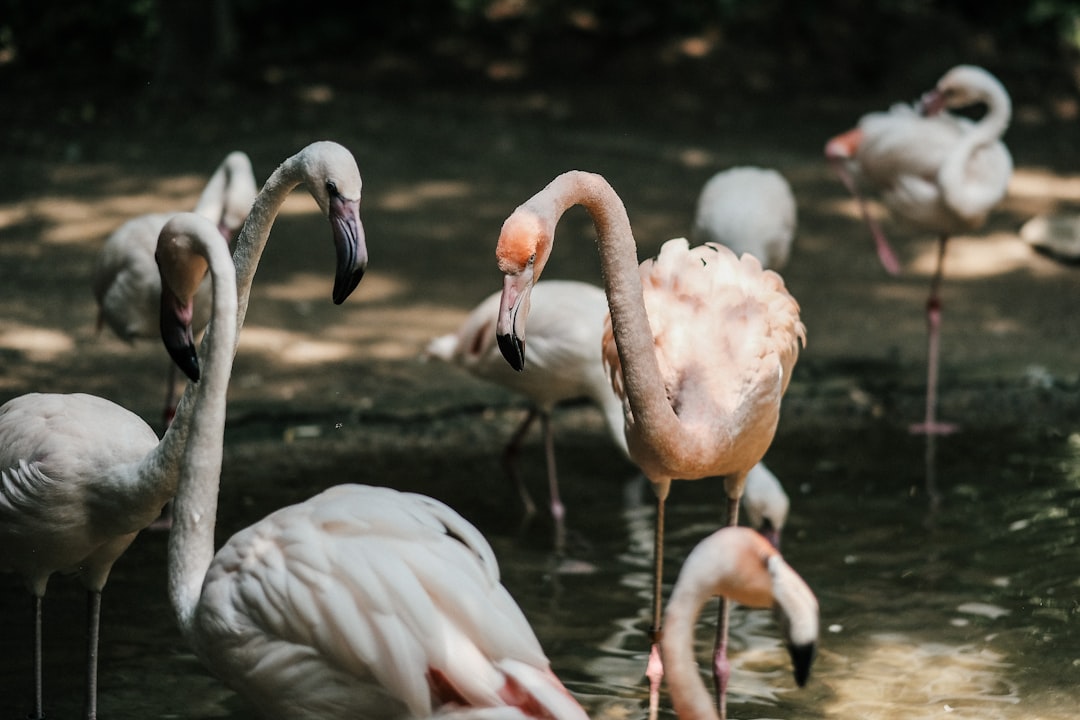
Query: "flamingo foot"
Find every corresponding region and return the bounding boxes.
[871,224,902,276]
[646,643,663,720]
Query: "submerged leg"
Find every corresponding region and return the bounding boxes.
[646,493,667,720]
[84,590,102,720]
[712,493,742,718]
[502,408,541,516]
[539,413,567,554]
[910,235,958,436]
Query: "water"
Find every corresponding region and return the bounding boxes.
[1,406,1078,719]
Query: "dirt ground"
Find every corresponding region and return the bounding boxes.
[2,60,1080,449]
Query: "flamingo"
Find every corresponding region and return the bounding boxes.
[494,171,805,719]
[162,218,810,720]
[92,150,259,426]
[426,280,791,550]
[158,214,585,720]
[661,526,818,720]
[690,166,797,272]
[825,64,1013,434]
[0,142,367,720]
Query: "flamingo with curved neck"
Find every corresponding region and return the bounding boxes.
[494,171,805,719]
[662,527,818,720]
[0,142,366,720]
[825,65,1012,436]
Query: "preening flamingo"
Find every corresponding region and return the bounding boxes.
[662,526,818,720]
[92,150,258,426]
[0,141,367,720]
[426,280,791,550]
[159,216,585,720]
[825,64,1012,434]
[494,171,805,719]
[690,166,797,272]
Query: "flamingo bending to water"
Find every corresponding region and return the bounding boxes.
[162,215,811,719]
[426,280,791,550]
[825,65,1012,434]
[92,151,258,425]
[494,171,805,719]
[0,141,367,720]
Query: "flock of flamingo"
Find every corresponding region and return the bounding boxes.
[0,63,1015,719]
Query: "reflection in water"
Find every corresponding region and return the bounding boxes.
[1,419,1078,719]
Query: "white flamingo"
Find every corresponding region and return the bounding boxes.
[690,166,797,272]
[0,141,367,720]
[494,171,805,719]
[426,280,790,549]
[825,64,1013,435]
[162,217,813,719]
[92,151,258,425]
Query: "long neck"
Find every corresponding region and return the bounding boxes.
[166,243,239,639]
[531,172,680,467]
[939,82,1012,220]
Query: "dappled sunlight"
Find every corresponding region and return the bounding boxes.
[0,324,76,361]
[821,632,1020,719]
[1008,169,1080,203]
[908,233,1046,279]
[376,180,473,212]
[260,271,407,304]
[237,326,355,365]
[333,303,475,360]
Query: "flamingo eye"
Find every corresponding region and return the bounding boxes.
[326,180,339,197]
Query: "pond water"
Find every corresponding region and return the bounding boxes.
[1,405,1078,719]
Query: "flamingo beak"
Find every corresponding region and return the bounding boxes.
[758,519,782,550]
[159,284,200,383]
[917,88,946,117]
[787,641,817,687]
[329,194,367,305]
[496,271,533,371]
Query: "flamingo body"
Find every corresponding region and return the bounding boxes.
[691,166,796,271]
[188,485,587,720]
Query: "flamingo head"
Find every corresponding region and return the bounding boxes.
[768,554,820,687]
[300,142,369,305]
[155,218,213,382]
[494,209,552,371]
[919,64,1004,117]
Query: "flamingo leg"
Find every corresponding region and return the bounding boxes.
[32,594,44,720]
[646,493,667,720]
[539,413,567,554]
[910,235,958,436]
[712,493,742,718]
[502,408,540,516]
[828,157,902,276]
[84,590,101,720]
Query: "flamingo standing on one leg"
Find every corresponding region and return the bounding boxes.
[92,151,259,427]
[426,279,791,551]
[493,171,805,719]
[0,142,367,720]
[825,65,1013,435]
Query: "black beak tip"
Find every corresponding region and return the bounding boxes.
[333,264,366,305]
[168,345,201,383]
[789,642,816,687]
[496,333,526,372]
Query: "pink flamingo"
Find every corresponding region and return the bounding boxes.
[494,171,805,719]
[0,142,366,720]
[825,65,1013,434]
[427,280,792,551]
[162,220,812,718]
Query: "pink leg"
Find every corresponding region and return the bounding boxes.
[646,494,667,720]
[829,158,902,276]
[712,493,741,717]
[32,595,44,720]
[84,590,101,720]
[502,408,540,516]
[539,413,567,553]
[910,236,959,435]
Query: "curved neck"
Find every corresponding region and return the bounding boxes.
[939,83,1011,218]
[528,172,680,467]
[166,240,239,638]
